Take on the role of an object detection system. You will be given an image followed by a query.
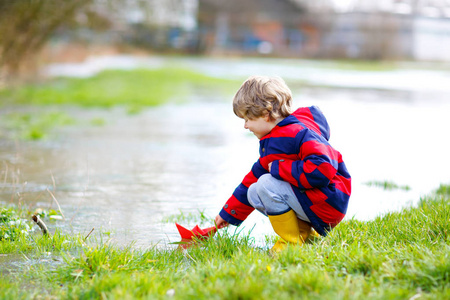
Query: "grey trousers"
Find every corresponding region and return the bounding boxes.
[247,174,310,222]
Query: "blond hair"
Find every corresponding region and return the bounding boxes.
[233,75,293,120]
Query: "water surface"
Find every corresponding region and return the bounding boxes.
[2,56,450,248]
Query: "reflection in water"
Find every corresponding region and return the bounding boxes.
[2,58,450,248]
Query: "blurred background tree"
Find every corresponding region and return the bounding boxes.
[0,0,109,82]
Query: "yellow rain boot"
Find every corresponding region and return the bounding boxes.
[269,210,319,253]
[298,218,321,244]
[268,210,305,253]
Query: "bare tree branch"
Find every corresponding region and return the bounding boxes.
[0,0,93,76]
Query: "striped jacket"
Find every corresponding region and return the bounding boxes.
[219,106,351,236]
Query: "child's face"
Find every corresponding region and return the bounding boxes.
[244,115,274,139]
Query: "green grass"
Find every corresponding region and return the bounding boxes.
[0,206,77,254]
[0,68,236,108]
[0,111,75,140]
[0,206,32,243]
[364,180,411,191]
[1,185,450,299]
[436,183,450,197]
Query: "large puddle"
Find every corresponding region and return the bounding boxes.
[1,56,450,248]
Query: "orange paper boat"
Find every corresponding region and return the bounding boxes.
[175,223,217,240]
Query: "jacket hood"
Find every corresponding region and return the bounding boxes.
[280,106,330,141]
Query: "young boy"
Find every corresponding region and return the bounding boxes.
[214,76,351,252]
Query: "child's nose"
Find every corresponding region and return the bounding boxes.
[244,121,248,129]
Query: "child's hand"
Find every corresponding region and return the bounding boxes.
[268,162,272,172]
[214,215,229,229]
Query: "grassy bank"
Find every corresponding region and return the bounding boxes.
[1,185,449,299]
[0,68,235,108]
